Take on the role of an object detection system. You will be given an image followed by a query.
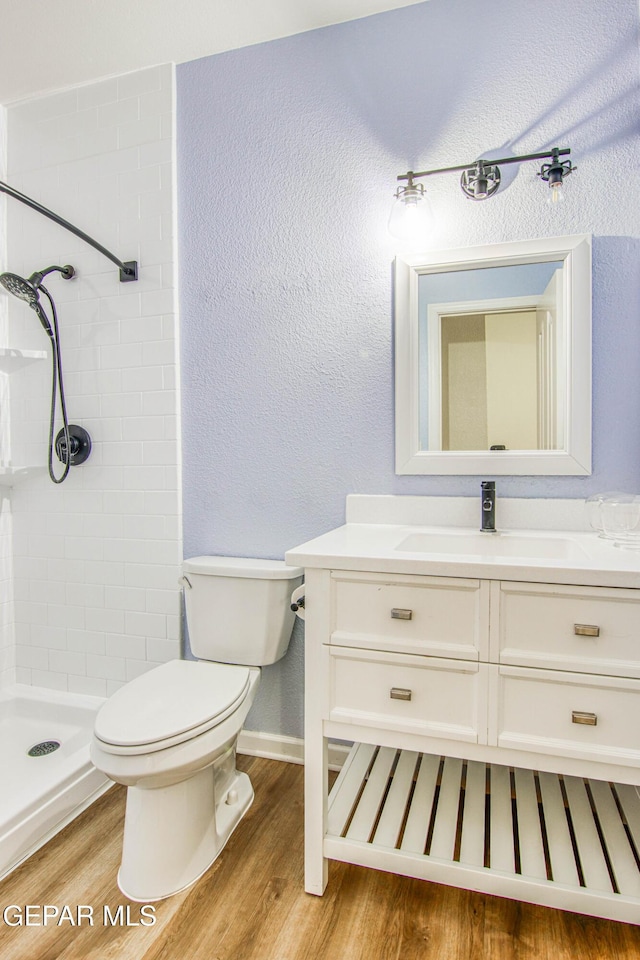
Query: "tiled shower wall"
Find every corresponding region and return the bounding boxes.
[3,64,182,696]
[0,104,13,688]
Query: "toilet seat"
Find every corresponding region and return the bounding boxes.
[94,660,251,755]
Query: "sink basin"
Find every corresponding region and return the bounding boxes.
[396,531,589,562]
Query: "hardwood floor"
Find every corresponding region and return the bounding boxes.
[1,755,639,959]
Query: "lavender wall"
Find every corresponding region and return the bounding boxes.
[177,0,640,737]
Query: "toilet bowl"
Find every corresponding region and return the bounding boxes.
[90,556,303,902]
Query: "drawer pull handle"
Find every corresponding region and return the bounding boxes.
[391,608,413,621]
[390,687,412,701]
[572,711,597,726]
[574,623,600,637]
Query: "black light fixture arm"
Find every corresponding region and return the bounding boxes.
[397,147,572,183]
[0,179,138,282]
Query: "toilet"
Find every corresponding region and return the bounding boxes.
[90,556,303,902]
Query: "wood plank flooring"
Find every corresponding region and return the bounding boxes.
[1,755,639,960]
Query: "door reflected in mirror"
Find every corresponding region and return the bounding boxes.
[395,235,591,476]
[422,261,563,452]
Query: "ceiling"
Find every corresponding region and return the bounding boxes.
[0,0,427,105]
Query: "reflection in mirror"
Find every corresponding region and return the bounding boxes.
[421,261,563,452]
[395,235,591,476]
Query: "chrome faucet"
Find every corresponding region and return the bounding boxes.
[481,481,496,532]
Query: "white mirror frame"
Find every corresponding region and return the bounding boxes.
[394,234,592,476]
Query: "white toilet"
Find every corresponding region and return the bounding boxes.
[90,556,303,902]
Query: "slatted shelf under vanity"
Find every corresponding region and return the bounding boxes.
[326,743,640,924]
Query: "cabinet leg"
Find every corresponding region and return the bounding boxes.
[304,736,328,895]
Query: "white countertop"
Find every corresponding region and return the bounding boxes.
[285,523,640,589]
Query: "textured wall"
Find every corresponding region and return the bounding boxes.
[5,66,182,696]
[177,0,640,737]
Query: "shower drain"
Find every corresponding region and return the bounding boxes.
[27,740,61,757]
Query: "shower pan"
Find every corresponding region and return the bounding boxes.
[0,685,110,880]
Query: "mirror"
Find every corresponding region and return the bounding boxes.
[394,234,591,475]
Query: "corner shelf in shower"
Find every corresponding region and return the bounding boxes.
[0,348,48,484]
[0,347,47,372]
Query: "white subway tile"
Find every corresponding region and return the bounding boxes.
[50,650,86,675]
[69,675,107,697]
[100,393,143,418]
[65,582,105,608]
[124,563,179,590]
[141,288,174,317]
[143,440,177,466]
[16,645,49,670]
[125,610,166,639]
[85,606,125,634]
[104,538,148,564]
[31,669,68,691]
[118,67,162,101]
[46,558,87,584]
[121,465,167,490]
[122,416,165,441]
[146,589,181,616]
[106,632,146,660]
[142,389,176,416]
[103,440,144,465]
[143,339,175,366]
[139,139,172,168]
[47,603,85,630]
[122,515,167,541]
[118,114,162,150]
[77,79,118,110]
[87,653,126,681]
[141,491,180,516]
[65,537,104,561]
[105,585,146,612]
[120,314,164,345]
[83,560,125,586]
[121,365,164,393]
[146,637,179,662]
[30,625,68,650]
[67,629,106,656]
[98,97,139,129]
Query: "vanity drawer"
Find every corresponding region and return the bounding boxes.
[329,646,488,742]
[494,665,640,768]
[496,582,640,678]
[330,571,489,660]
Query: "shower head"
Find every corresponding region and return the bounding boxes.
[0,263,74,302]
[0,271,39,305]
[0,265,75,337]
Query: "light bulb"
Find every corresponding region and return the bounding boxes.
[388,185,433,241]
[548,181,565,204]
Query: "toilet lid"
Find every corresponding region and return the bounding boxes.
[94,660,251,748]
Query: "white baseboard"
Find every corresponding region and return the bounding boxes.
[238,730,349,771]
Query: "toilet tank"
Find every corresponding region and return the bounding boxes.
[182,556,304,666]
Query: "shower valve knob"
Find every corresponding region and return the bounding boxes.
[55,425,92,466]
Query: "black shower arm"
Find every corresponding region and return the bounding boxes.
[0,179,138,282]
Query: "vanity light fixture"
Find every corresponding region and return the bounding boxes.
[390,146,576,238]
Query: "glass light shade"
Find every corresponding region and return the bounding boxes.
[548,181,565,204]
[388,189,433,241]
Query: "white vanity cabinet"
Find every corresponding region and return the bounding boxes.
[291,543,640,925]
